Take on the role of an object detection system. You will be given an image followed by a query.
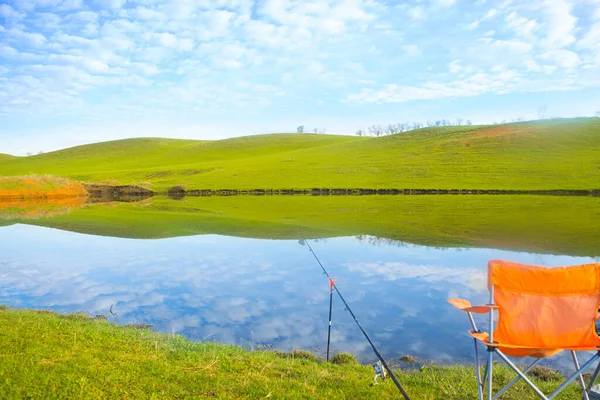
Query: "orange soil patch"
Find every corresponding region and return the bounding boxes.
[458,125,537,147]
[0,197,86,219]
[470,125,538,138]
[0,178,87,200]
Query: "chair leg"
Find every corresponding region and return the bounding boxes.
[570,351,590,400]
[495,350,549,400]
[548,352,600,399]
[493,358,542,400]
[584,355,600,398]
[474,339,484,400]
[487,348,494,400]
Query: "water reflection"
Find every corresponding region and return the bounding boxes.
[0,197,86,220]
[0,224,596,369]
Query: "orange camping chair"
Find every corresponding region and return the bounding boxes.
[449,260,600,400]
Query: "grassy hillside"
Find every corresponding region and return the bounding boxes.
[0,175,87,199]
[0,154,14,161]
[0,307,580,399]
[4,195,599,257]
[1,118,599,190]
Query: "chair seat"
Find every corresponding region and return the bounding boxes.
[468,330,598,358]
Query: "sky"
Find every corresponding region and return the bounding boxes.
[1,0,600,155]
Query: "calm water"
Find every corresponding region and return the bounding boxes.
[1,209,598,369]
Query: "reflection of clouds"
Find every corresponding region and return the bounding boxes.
[343,261,487,292]
[0,226,597,370]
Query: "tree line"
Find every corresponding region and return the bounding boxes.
[355,118,473,137]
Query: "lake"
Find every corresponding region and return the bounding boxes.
[1,195,599,370]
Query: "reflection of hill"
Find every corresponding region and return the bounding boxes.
[9,195,600,257]
[0,197,86,220]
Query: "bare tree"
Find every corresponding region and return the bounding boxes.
[412,122,423,130]
[456,118,463,126]
[537,105,547,120]
[466,120,472,126]
[368,124,385,137]
[427,120,435,127]
[297,125,304,133]
[355,129,365,136]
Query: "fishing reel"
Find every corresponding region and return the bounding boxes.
[372,361,387,385]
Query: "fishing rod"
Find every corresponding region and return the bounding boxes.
[299,233,411,400]
[326,276,336,362]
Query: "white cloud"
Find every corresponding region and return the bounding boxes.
[466,20,479,30]
[449,59,462,73]
[408,6,425,20]
[433,0,456,7]
[539,0,577,48]
[482,8,497,19]
[403,44,419,56]
[505,11,537,38]
[524,59,541,72]
[6,27,48,47]
[1,0,599,132]
[542,49,580,69]
[346,69,524,104]
[0,4,25,19]
[94,0,126,10]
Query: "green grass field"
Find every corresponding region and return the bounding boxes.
[4,195,599,257]
[1,118,599,191]
[0,307,581,399]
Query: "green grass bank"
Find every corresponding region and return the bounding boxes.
[1,118,599,191]
[0,307,581,399]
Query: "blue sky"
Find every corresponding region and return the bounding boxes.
[1,0,599,155]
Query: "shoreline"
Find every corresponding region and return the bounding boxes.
[1,184,600,201]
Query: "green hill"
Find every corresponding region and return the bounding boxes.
[0,154,14,161]
[1,118,599,191]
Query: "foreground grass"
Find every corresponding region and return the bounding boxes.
[0,307,580,399]
[1,118,599,191]
[4,195,600,257]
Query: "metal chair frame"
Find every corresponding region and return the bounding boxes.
[465,284,600,400]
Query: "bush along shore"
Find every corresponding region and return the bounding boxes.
[0,307,581,399]
[166,186,600,197]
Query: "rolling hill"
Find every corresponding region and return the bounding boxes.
[1,118,599,191]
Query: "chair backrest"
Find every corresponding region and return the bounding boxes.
[489,260,600,349]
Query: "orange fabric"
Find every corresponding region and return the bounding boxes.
[468,330,563,358]
[489,260,600,354]
[448,298,498,314]
[488,260,600,295]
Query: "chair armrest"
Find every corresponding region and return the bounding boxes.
[448,298,499,314]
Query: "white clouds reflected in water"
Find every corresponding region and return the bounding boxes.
[0,225,597,365]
